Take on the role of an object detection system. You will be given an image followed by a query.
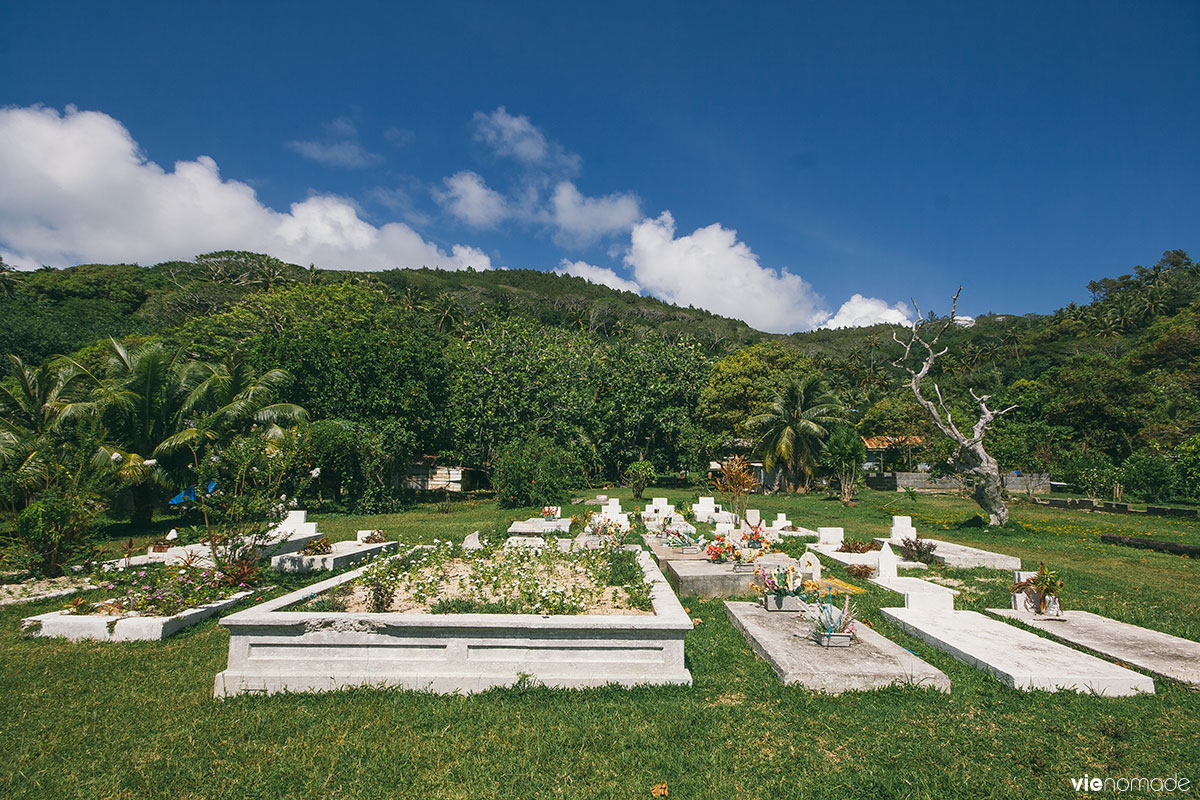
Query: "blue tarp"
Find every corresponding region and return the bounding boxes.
[168,481,217,505]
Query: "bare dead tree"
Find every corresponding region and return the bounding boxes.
[893,288,1017,525]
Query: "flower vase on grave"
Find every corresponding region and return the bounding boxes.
[763,594,802,612]
[813,631,854,647]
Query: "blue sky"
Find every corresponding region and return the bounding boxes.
[1,1,1196,332]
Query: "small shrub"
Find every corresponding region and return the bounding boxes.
[837,539,881,554]
[1121,450,1177,504]
[623,460,657,499]
[301,535,333,556]
[12,491,104,577]
[898,536,938,564]
[845,564,874,579]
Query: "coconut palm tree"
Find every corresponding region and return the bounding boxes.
[749,375,846,492]
[0,356,92,501]
[63,340,305,523]
[156,352,308,465]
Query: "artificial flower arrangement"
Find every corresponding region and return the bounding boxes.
[705,535,737,563]
[811,589,858,646]
[742,524,768,550]
[361,530,386,544]
[752,564,808,597]
[587,517,625,542]
[750,564,816,611]
[663,531,704,549]
[541,506,559,521]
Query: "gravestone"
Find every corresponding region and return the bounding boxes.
[890,515,916,541]
[876,542,899,579]
[817,527,845,547]
[771,513,791,529]
[798,551,822,582]
[746,509,762,526]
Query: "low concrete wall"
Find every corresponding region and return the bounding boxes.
[22,590,253,642]
[214,550,692,696]
[866,472,1050,494]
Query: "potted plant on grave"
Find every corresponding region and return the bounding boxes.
[301,535,333,556]
[361,530,386,544]
[541,505,558,521]
[150,536,171,553]
[1012,562,1064,617]
[752,564,811,611]
[811,591,857,646]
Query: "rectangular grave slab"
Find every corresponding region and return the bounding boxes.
[271,540,397,573]
[870,576,959,612]
[213,551,692,696]
[777,527,818,539]
[987,608,1200,687]
[880,607,1155,696]
[872,538,1021,570]
[664,559,779,599]
[725,601,950,693]
[22,590,253,642]
[809,545,926,570]
[642,536,708,568]
[508,518,573,535]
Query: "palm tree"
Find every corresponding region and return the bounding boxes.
[157,353,307,464]
[0,356,92,501]
[63,341,305,523]
[749,375,845,492]
[0,257,19,297]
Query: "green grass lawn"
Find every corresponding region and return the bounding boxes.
[2,490,1198,799]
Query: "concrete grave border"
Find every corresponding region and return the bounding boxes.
[214,548,693,697]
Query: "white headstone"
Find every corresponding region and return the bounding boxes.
[772,513,790,528]
[715,522,735,534]
[876,542,899,579]
[746,509,761,526]
[798,551,822,582]
[890,515,916,540]
[166,529,179,541]
[817,527,845,547]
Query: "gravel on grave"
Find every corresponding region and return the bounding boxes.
[0,575,92,606]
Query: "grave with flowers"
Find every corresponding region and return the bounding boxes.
[21,562,257,642]
[213,533,693,696]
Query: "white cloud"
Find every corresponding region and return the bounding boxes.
[472,106,580,175]
[554,259,641,293]
[0,105,490,270]
[550,182,641,245]
[623,212,827,333]
[433,171,510,228]
[285,117,383,168]
[820,294,913,329]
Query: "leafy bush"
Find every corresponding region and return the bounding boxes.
[491,435,582,509]
[1056,450,1119,500]
[1176,435,1200,500]
[1120,449,1177,503]
[898,536,938,564]
[12,490,104,577]
[623,460,656,499]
